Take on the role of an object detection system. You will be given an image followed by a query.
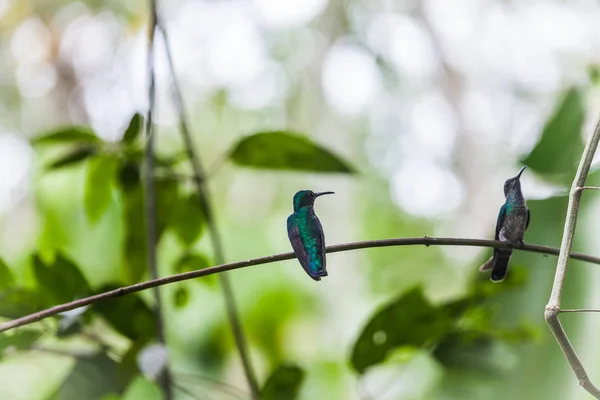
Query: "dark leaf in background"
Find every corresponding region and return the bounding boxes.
[351,287,459,374]
[85,156,118,224]
[0,288,45,318]
[47,145,98,170]
[32,253,92,305]
[521,87,585,183]
[0,258,15,290]
[31,126,100,145]
[174,253,215,286]
[0,330,40,354]
[171,192,205,246]
[92,285,156,344]
[118,161,141,192]
[122,113,143,144]
[261,364,305,400]
[155,178,179,238]
[49,353,133,400]
[229,131,354,173]
[433,332,515,375]
[173,287,190,309]
[122,186,147,283]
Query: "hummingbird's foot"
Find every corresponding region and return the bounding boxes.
[519,240,525,249]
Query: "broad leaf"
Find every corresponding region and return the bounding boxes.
[92,285,156,343]
[521,88,585,183]
[173,287,190,309]
[32,253,91,305]
[0,288,45,318]
[122,114,143,144]
[50,353,133,400]
[229,131,354,173]
[351,287,460,373]
[174,253,215,286]
[261,364,305,400]
[0,258,15,290]
[32,126,100,145]
[0,330,40,354]
[85,156,118,224]
[170,192,205,246]
[47,146,98,170]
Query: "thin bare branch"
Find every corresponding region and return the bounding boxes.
[545,113,600,399]
[144,1,173,398]
[156,19,259,398]
[560,309,600,313]
[579,186,600,191]
[1,236,600,334]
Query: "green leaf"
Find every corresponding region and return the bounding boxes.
[0,330,40,354]
[32,253,91,305]
[47,145,98,170]
[433,332,514,375]
[121,177,178,283]
[173,287,190,309]
[0,288,45,318]
[49,353,133,400]
[229,131,354,173]
[122,114,143,144]
[122,376,161,400]
[170,192,205,246]
[118,161,141,192]
[32,126,100,145]
[350,287,460,374]
[174,253,215,286]
[92,285,156,343]
[0,258,15,290]
[261,364,305,400]
[85,156,118,224]
[521,88,586,183]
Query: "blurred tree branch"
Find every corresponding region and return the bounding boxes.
[545,115,600,399]
[1,236,599,333]
[143,1,173,399]
[156,15,260,399]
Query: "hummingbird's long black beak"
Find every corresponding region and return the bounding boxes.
[315,191,335,197]
[516,166,526,179]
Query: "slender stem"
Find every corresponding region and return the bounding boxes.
[545,113,600,399]
[2,236,600,333]
[561,309,600,313]
[579,186,600,191]
[157,21,259,398]
[144,2,173,399]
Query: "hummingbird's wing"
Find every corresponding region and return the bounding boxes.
[495,204,507,240]
[287,216,321,281]
[525,209,531,229]
[481,204,507,272]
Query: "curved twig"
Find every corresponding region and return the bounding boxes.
[0,236,599,333]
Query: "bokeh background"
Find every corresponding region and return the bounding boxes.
[2,0,600,399]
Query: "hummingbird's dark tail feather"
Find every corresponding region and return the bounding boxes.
[479,257,495,272]
[490,250,512,282]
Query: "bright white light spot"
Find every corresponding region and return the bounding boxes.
[60,14,116,74]
[0,0,10,19]
[229,62,288,110]
[137,343,168,382]
[206,8,267,86]
[16,63,57,98]
[10,17,52,65]
[367,14,439,80]
[253,0,328,29]
[408,92,457,160]
[391,161,464,218]
[322,42,381,115]
[0,134,33,213]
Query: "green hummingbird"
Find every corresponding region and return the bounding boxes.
[480,166,530,282]
[287,190,334,281]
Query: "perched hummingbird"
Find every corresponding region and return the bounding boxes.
[480,166,530,282]
[287,190,334,281]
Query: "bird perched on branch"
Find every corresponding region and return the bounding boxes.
[287,190,334,281]
[480,166,530,282]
